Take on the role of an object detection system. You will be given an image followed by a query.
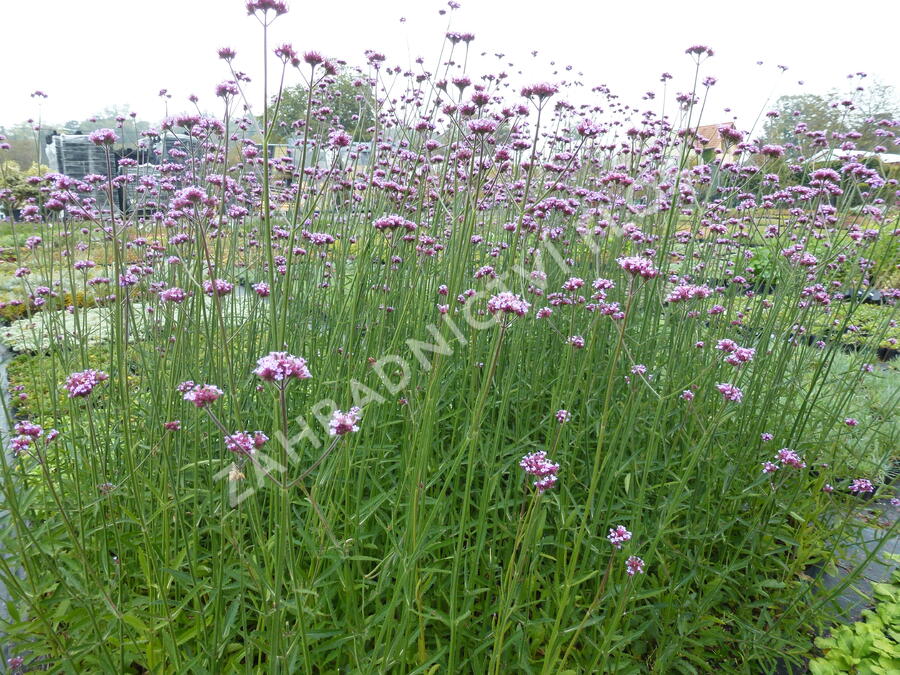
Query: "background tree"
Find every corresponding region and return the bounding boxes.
[265,73,375,144]
[759,80,900,155]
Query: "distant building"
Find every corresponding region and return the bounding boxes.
[687,123,740,164]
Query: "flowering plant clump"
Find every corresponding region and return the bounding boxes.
[1,2,898,672]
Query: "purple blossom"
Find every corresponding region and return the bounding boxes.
[88,128,118,146]
[253,352,311,383]
[329,407,362,436]
[521,82,559,99]
[225,430,269,456]
[519,450,560,492]
[160,287,188,303]
[716,383,743,403]
[65,369,109,398]
[625,555,645,576]
[246,0,288,16]
[182,383,224,408]
[617,256,659,279]
[849,478,875,494]
[14,421,43,437]
[487,291,530,317]
[608,525,632,549]
[467,118,498,134]
[203,279,234,296]
[373,214,417,232]
[776,448,806,469]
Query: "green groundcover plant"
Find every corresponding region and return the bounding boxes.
[0,1,898,672]
[809,555,900,675]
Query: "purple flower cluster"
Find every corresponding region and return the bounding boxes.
[849,478,875,494]
[607,525,632,549]
[180,382,224,408]
[775,448,807,469]
[716,383,743,403]
[253,351,311,383]
[88,128,118,146]
[65,369,109,398]
[329,407,362,436]
[519,450,560,492]
[625,555,646,576]
[203,279,234,296]
[617,256,659,279]
[487,291,530,317]
[224,430,269,456]
[373,214,417,232]
[716,339,755,366]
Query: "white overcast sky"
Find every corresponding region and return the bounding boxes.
[2,0,898,131]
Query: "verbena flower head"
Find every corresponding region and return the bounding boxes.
[625,555,645,576]
[617,256,659,279]
[568,335,585,348]
[608,525,632,549]
[88,128,118,146]
[519,450,560,492]
[776,448,806,469]
[577,119,604,137]
[849,478,874,494]
[487,291,530,317]
[685,45,714,58]
[556,409,571,423]
[225,430,268,456]
[65,369,109,398]
[182,383,224,408]
[15,421,43,437]
[329,407,362,436]
[716,382,743,403]
[467,118,497,135]
[216,81,239,98]
[253,351,311,383]
[246,0,288,16]
[521,82,558,99]
[160,287,188,303]
[373,214,417,232]
[203,279,234,296]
